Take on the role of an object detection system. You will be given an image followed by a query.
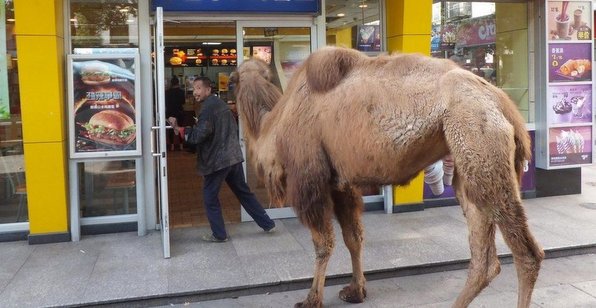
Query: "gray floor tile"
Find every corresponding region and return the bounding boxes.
[532,284,596,308]
[573,280,596,298]
[0,241,34,292]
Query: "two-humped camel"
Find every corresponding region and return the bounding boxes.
[231,47,543,307]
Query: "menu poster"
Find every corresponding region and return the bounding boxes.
[548,43,592,82]
[167,48,207,67]
[548,126,592,166]
[252,46,272,64]
[68,54,141,158]
[548,1,592,40]
[548,84,592,124]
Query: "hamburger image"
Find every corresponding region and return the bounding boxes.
[81,110,136,146]
[81,62,111,85]
[211,58,219,65]
[169,56,183,65]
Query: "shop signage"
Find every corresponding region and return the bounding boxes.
[538,0,594,169]
[455,15,496,47]
[152,0,320,14]
[67,53,141,158]
[0,2,10,120]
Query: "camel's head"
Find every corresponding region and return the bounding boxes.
[230,58,282,141]
[230,58,273,95]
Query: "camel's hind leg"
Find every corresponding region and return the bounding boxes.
[452,176,500,307]
[332,186,366,303]
[443,105,543,307]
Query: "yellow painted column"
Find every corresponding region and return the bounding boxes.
[385,0,432,208]
[14,0,69,241]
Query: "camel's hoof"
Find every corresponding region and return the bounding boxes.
[339,285,367,303]
[294,300,322,308]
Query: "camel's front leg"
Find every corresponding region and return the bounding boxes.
[332,187,366,303]
[295,216,335,308]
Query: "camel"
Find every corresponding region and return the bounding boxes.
[231,47,544,308]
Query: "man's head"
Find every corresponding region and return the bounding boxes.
[193,77,212,102]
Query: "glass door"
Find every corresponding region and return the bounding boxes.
[154,7,170,258]
[236,21,317,220]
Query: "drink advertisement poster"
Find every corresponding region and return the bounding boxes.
[548,43,592,82]
[549,126,592,166]
[548,84,592,124]
[548,1,592,40]
[68,54,141,158]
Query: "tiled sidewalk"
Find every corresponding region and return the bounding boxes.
[1,168,595,307]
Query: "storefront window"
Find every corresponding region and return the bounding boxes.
[325,0,383,53]
[78,160,137,217]
[70,0,139,49]
[1,0,27,223]
[431,1,531,122]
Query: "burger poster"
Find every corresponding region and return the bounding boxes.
[68,54,141,158]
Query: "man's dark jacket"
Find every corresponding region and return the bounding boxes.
[192,94,243,175]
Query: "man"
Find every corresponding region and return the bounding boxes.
[165,76,185,151]
[192,76,275,242]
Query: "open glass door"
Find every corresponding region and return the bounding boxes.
[153,7,170,258]
[236,20,317,220]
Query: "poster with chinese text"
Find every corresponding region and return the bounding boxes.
[548,1,592,40]
[548,126,592,166]
[548,84,592,124]
[68,54,141,158]
[548,42,592,82]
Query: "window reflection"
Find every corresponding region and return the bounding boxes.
[431,1,530,122]
[1,0,27,223]
[325,0,382,53]
[70,0,139,49]
[79,160,137,217]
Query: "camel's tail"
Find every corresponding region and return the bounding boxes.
[497,88,531,184]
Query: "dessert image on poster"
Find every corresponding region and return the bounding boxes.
[549,126,592,166]
[548,84,592,124]
[548,1,592,40]
[548,43,592,82]
[72,60,136,153]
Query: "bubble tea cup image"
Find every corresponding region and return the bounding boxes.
[556,13,570,39]
[573,9,582,30]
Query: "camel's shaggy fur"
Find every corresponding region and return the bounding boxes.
[232,47,544,308]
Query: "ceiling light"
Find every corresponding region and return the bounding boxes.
[202,42,221,45]
[7,18,15,22]
[337,13,345,17]
[359,4,368,8]
[70,18,77,22]
[126,19,136,23]
[119,8,129,13]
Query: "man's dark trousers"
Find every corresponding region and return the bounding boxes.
[203,162,275,240]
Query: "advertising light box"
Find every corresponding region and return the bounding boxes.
[537,0,594,169]
[68,53,141,158]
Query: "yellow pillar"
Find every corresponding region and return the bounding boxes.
[385,0,432,209]
[14,0,69,242]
